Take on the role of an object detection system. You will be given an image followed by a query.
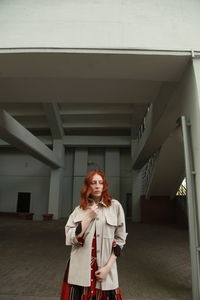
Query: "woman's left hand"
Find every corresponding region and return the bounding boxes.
[95,266,110,282]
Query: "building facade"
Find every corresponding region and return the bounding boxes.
[0,1,200,298]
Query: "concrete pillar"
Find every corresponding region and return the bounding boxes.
[192,58,200,211]
[72,148,88,208]
[61,148,74,218]
[131,137,143,222]
[178,58,200,300]
[131,169,144,222]
[120,148,132,215]
[188,59,200,237]
[178,59,200,234]
[48,139,65,219]
[105,148,120,200]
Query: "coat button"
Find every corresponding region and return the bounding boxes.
[96,234,100,237]
[97,250,100,253]
[96,217,99,220]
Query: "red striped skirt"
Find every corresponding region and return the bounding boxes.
[60,235,123,300]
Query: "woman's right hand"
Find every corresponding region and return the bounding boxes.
[86,203,99,220]
[77,203,99,238]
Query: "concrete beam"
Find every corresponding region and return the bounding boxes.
[132,82,177,169]
[43,103,64,139]
[0,135,131,147]
[0,109,62,168]
[48,140,65,219]
[59,103,147,115]
[63,119,132,128]
[63,135,130,147]
[0,77,161,103]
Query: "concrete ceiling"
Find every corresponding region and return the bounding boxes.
[0,52,188,80]
[0,51,190,139]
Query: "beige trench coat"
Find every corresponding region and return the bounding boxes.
[65,199,127,291]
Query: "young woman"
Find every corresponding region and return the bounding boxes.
[60,169,127,300]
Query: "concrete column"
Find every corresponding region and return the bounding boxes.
[178,58,200,300]
[72,148,88,208]
[179,59,200,234]
[48,139,65,219]
[105,148,120,200]
[131,137,143,222]
[192,58,200,212]
[61,148,74,218]
[131,169,144,222]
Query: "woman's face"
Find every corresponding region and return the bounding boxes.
[90,173,104,199]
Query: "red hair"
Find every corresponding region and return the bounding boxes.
[79,169,112,209]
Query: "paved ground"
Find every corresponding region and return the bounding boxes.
[0,218,192,300]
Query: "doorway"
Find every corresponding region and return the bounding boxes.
[17,192,31,213]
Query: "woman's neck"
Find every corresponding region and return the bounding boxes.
[92,196,101,204]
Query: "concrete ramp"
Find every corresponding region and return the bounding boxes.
[146,127,185,199]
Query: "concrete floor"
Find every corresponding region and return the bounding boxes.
[0,218,192,300]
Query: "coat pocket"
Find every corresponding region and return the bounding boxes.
[103,213,117,238]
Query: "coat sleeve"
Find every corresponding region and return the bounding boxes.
[65,208,83,246]
[114,202,127,249]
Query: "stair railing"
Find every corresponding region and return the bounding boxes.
[141,150,159,195]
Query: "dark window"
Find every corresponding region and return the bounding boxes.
[17,192,31,213]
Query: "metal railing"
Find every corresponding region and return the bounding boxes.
[176,183,187,196]
[137,104,151,142]
[142,150,159,194]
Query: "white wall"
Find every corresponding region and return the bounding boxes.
[0,176,49,217]
[0,0,200,50]
[0,151,50,220]
[61,148,74,218]
[0,151,50,176]
[88,148,105,172]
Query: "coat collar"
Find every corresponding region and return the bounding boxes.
[88,197,108,207]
